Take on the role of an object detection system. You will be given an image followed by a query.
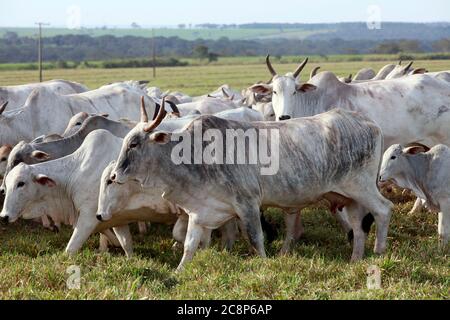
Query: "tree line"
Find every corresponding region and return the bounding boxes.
[1,31,449,64]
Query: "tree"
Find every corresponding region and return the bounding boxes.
[193,45,210,60]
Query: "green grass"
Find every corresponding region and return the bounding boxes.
[1,59,450,95]
[0,201,448,299]
[0,60,449,299]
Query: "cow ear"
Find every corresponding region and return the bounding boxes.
[411,68,427,75]
[31,150,51,161]
[149,132,171,144]
[403,146,428,155]
[34,174,56,187]
[296,83,317,92]
[249,84,273,95]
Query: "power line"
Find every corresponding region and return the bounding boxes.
[35,22,50,82]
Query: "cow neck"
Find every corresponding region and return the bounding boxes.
[1,108,33,145]
[32,124,90,158]
[34,157,79,210]
[44,186,78,226]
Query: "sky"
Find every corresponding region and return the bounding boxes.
[1,0,449,28]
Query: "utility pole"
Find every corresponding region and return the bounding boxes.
[152,28,156,78]
[35,22,49,82]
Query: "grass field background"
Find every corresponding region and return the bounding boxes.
[0,59,449,299]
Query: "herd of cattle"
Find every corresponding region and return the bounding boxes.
[0,57,449,271]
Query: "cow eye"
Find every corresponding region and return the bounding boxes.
[129,142,138,149]
[0,157,6,162]
[390,156,397,160]
[17,181,25,188]
[75,122,82,126]
[293,91,297,95]
[273,91,277,95]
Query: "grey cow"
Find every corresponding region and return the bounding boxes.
[109,106,393,271]
[379,144,450,247]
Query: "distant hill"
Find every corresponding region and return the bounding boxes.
[1,22,449,41]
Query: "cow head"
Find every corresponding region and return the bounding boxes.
[97,161,130,221]
[0,163,56,223]
[379,143,430,188]
[110,97,176,186]
[249,55,316,121]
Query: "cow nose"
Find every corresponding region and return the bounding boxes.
[279,115,291,121]
[110,173,116,182]
[1,215,9,223]
[96,214,103,222]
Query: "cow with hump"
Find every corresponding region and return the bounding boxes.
[109,100,393,271]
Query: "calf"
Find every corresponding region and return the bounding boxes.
[379,144,450,246]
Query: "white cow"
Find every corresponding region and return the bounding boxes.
[379,144,450,246]
[0,130,136,255]
[0,79,88,111]
[0,82,157,146]
[250,56,450,150]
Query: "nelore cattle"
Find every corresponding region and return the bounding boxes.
[379,143,450,246]
[250,56,450,150]
[109,104,393,270]
[0,79,88,111]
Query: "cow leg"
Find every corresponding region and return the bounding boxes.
[199,227,212,249]
[176,215,203,272]
[137,222,148,235]
[220,219,238,251]
[438,200,450,247]
[113,225,133,257]
[235,204,266,258]
[66,214,98,255]
[172,216,188,244]
[98,234,110,253]
[344,203,367,262]
[408,197,425,215]
[101,228,121,247]
[334,209,352,233]
[280,211,302,255]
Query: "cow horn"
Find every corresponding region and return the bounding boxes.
[310,66,321,79]
[293,57,309,78]
[144,97,167,132]
[140,96,149,123]
[221,87,230,98]
[0,101,8,115]
[265,55,277,77]
[404,61,414,72]
[166,101,181,118]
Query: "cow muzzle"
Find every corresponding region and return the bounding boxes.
[96,211,112,222]
[109,172,125,185]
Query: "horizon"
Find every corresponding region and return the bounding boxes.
[1,0,450,28]
[2,21,450,29]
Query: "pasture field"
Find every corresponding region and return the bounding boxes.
[0,60,449,299]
